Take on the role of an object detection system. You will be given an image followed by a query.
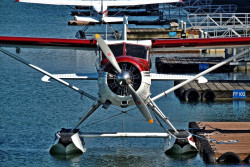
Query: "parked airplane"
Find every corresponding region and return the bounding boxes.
[1,35,250,154]
[16,0,182,23]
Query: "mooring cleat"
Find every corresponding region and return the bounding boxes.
[50,128,85,155]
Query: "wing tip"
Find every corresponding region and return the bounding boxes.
[41,75,51,82]
[198,76,208,83]
[95,34,100,39]
[148,119,153,124]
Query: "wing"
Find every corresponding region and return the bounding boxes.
[16,0,95,6]
[0,36,97,50]
[103,17,124,23]
[151,37,250,52]
[41,73,98,82]
[106,0,181,6]
[150,73,207,83]
[17,0,181,6]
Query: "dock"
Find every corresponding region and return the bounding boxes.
[189,122,250,164]
[174,80,250,101]
[127,28,184,40]
[155,57,235,73]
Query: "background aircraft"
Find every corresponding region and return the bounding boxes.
[16,0,182,23]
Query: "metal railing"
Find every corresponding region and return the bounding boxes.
[160,4,238,19]
[188,13,250,37]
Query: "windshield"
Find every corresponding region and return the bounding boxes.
[125,44,147,59]
[101,43,147,60]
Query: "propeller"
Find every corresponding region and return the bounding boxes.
[95,34,153,124]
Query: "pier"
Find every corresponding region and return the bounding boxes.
[174,80,250,101]
[155,57,234,73]
[127,28,184,40]
[189,122,250,164]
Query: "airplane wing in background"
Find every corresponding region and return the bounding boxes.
[16,0,181,6]
[16,0,96,6]
[106,0,181,6]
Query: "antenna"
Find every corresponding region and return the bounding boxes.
[122,16,128,41]
[101,0,104,20]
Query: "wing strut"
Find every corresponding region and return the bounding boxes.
[0,47,97,101]
[151,48,250,101]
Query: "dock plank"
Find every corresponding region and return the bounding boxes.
[190,81,202,91]
[221,82,235,91]
[230,82,244,90]
[198,83,210,90]
[206,82,220,91]
[213,82,228,91]
[239,82,250,91]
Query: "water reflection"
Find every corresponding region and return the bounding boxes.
[165,152,197,161]
[51,153,82,161]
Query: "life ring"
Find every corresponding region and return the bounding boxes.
[183,88,201,101]
[201,89,216,102]
[217,152,242,163]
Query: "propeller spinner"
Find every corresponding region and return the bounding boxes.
[95,34,153,124]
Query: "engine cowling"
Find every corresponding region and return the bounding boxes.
[98,56,151,108]
[107,62,142,96]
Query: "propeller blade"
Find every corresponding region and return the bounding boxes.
[127,84,153,124]
[95,34,122,73]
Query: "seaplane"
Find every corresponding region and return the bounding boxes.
[16,0,182,24]
[1,26,250,154]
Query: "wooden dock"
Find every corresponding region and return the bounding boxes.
[156,57,235,73]
[189,122,250,164]
[127,28,185,40]
[174,80,250,101]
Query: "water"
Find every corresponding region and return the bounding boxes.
[0,1,250,166]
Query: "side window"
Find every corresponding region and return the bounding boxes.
[125,44,147,59]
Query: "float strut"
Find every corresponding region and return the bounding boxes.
[148,98,178,133]
[73,100,102,130]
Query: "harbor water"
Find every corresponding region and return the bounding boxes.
[0,1,250,166]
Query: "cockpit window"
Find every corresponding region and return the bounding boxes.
[102,44,123,59]
[125,44,147,59]
[101,43,147,60]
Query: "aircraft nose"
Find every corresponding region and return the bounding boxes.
[117,71,131,85]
